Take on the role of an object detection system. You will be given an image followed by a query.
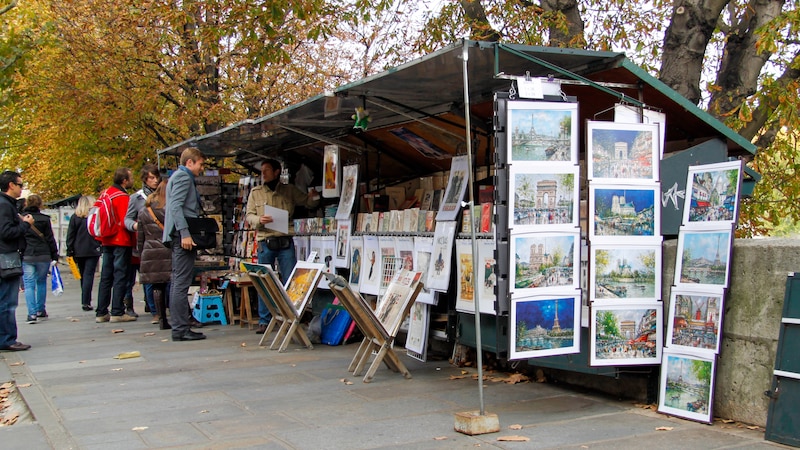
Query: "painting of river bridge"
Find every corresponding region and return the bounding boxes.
[675,229,733,289]
[507,101,578,163]
[658,350,716,423]
[588,121,659,182]
[511,232,579,295]
[590,303,662,366]
[590,244,661,302]
[510,294,580,359]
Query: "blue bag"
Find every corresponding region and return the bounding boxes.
[320,304,352,346]
[51,263,64,296]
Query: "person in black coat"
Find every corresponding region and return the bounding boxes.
[66,195,102,311]
[0,170,34,351]
[20,195,59,324]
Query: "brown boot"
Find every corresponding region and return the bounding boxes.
[153,288,171,330]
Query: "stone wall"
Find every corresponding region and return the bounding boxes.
[663,238,800,427]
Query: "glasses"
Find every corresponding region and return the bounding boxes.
[13,182,23,188]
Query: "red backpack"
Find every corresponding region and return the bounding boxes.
[87,189,126,239]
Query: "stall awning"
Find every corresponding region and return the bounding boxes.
[157,39,756,183]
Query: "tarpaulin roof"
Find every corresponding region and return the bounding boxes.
[157,39,756,183]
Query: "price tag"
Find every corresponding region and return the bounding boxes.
[516,78,543,99]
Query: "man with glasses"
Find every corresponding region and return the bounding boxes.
[0,171,35,351]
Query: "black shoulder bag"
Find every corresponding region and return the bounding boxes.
[186,215,219,250]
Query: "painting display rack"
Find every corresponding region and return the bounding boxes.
[326,273,423,383]
[242,262,293,349]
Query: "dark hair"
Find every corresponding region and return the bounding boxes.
[140,163,159,183]
[0,170,20,192]
[180,147,205,166]
[262,159,282,172]
[113,168,131,186]
[25,194,43,210]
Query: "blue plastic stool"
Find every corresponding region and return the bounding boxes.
[193,294,228,325]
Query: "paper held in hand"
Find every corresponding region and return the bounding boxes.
[264,205,289,234]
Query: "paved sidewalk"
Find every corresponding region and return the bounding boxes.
[0,270,785,449]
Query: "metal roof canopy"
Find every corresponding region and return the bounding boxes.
[157,39,756,182]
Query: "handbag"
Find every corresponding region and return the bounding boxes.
[0,252,22,279]
[320,304,352,346]
[185,216,218,250]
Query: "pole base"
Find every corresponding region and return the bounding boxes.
[454,410,500,435]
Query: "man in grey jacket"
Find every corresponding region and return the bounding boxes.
[163,148,206,341]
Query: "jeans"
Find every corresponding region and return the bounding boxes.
[143,283,156,315]
[96,246,132,317]
[75,256,99,307]
[23,261,50,316]
[256,240,296,324]
[169,243,196,334]
[0,276,21,347]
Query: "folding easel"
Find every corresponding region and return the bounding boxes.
[259,264,322,352]
[242,262,292,348]
[326,273,423,382]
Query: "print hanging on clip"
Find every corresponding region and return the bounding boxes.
[322,144,340,198]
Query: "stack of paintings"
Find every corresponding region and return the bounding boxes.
[658,160,742,424]
[587,118,664,368]
[506,100,581,360]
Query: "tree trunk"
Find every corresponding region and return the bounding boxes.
[541,0,585,47]
[659,0,729,104]
[459,0,502,41]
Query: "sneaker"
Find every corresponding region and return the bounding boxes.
[110,314,137,323]
[96,314,111,323]
[26,315,37,324]
[82,304,93,311]
[37,310,48,319]
[125,308,139,318]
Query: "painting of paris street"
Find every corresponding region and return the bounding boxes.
[590,186,659,240]
[510,166,578,230]
[590,245,661,302]
[590,304,662,366]
[507,102,577,163]
[510,294,580,359]
[676,229,733,289]
[588,121,659,181]
[658,350,716,423]
[683,161,742,228]
[511,233,578,295]
[666,290,724,355]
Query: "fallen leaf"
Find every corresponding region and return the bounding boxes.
[721,419,734,423]
[508,424,523,430]
[17,383,31,388]
[221,359,229,363]
[449,375,467,380]
[112,329,124,334]
[1,383,12,389]
[240,342,247,347]
[8,362,23,367]
[161,339,168,342]
[132,426,148,431]
[78,360,86,364]
[113,351,141,360]
[144,332,155,336]
[505,373,529,384]
[70,318,79,322]
[200,410,209,413]
[461,370,469,375]
[581,446,589,449]
[433,436,448,441]
[747,425,760,430]
[655,426,673,431]
[345,381,353,385]
[497,435,529,442]
[111,368,123,371]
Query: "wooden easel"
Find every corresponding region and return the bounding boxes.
[242,262,292,348]
[326,272,423,382]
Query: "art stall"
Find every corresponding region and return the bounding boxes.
[156,40,759,416]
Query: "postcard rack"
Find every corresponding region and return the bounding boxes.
[326,272,423,383]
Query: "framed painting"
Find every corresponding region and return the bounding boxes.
[454,239,476,313]
[280,261,325,313]
[359,234,381,295]
[590,302,662,366]
[507,101,578,164]
[658,349,716,424]
[476,238,497,315]
[682,160,742,229]
[405,302,429,360]
[589,184,660,243]
[675,227,733,290]
[510,292,581,360]
[455,238,497,315]
[375,270,423,335]
[587,121,659,182]
[396,236,415,271]
[413,236,437,305]
[510,231,579,296]
[334,219,351,268]
[293,235,309,263]
[437,155,469,222]
[322,144,340,198]
[335,164,359,220]
[348,236,363,290]
[613,104,667,158]
[589,243,662,302]
[666,287,725,356]
[426,221,457,292]
[509,165,579,232]
[317,234,336,289]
